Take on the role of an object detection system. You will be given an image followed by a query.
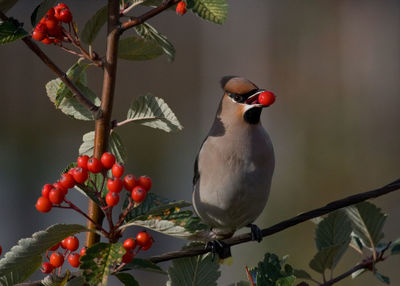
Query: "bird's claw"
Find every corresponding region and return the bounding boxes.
[205,240,231,260]
[248,224,263,242]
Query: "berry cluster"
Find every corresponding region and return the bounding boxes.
[122,231,153,264]
[32,3,73,45]
[176,1,187,15]
[41,235,85,273]
[35,152,152,212]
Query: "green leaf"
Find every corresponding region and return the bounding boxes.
[74,173,104,206]
[374,272,390,284]
[45,62,100,121]
[350,233,364,253]
[0,18,27,44]
[391,238,400,255]
[0,0,18,12]
[167,252,220,286]
[80,242,125,286]
[118,36,163,60]
[293,269,312,280]
[344,202,387,249]
[0,224,87,285]
[314,211,351,269]
[78,130,127,164]
[125,93,183,132]
[81,5,107,44]
[31,0,57,26]
[65,276,85,286]
[121,258,166,274]
[135,23,175,61]
[276,275,296,286]
[309,244,344,273]
[190,0,228,24]
[114,273,139,286]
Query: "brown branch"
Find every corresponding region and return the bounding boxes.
[119,0,180,32]
[148,178,400,263]
[85,0,121,247]
[0,11,99,117]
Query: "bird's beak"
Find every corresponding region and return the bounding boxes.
[245,90,267,108]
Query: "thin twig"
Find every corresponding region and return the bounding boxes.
[148,178,400,263]
[121,0,144,15]
[119,0,181,32]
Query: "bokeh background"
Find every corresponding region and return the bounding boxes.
[1,0,399,285]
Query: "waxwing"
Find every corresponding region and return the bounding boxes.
[192,76,275,257]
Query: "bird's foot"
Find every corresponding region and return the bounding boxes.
[205,240,231,260]
[247,224,263,242]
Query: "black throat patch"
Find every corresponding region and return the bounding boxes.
[244,107,262,124]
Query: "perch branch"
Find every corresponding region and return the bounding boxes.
[148,178,400,263]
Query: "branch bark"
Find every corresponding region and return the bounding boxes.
[85,0,121,247]
[148,178,400,263]
[0,11,99,117]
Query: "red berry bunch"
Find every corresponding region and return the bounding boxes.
[42,235,84,274]
[32,3,73,45]
[121,231,153,264]
[176,1,187,15]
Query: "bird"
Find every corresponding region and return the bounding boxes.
[192,76,275,258]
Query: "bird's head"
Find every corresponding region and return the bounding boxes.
[219,76,276,125]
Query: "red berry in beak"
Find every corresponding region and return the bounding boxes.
[258,91,275,106]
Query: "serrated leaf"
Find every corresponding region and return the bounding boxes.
[121,258,166,274]
[374,272,390,284]
[351,268,367,279]
[81,5,107,44]
[0,18,27,44]
[31,0,57,26]
[0,224,87,284]
[78,130,127,164]
[345,202,387,249]
[46,62,100,121]
[126,94,183,132]
[135,23,175,61]
[118,36,163,60]
[315,211,351,269]
[80,243,125,286]
[0,0,18,12]
[190,0,227,24]
[276,275,296,286]
[293,269,312,280]
[167,252,220,286]
[114,273,139,286]
[309,244,343,273]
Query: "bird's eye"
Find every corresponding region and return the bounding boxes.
[234,95,243,102]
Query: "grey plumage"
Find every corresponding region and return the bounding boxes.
[192,77,275,240]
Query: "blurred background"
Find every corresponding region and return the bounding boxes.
[1,0,399,285]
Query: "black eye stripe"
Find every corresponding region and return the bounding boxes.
[227,88,259,103]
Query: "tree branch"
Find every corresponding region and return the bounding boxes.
[0,11,100,117]
[148,178,400,263]
[119,0,180,32]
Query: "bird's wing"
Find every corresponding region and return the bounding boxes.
[193,136,209,186]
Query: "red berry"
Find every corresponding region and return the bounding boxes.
[87,157,103,173]
[41,262,54,274]
[48,242,61,251]
[138,176,152,192]
[35,197,52,213]
[68,253,81,268]
[61,238,68,249]
[80,247,87,256]
[121,250,134,264]
[106,192,119,206]
[60,173,75,189]
[111,163,124,178]
[32,23,47,41]
[64,236,79,252]
[41,184,53,198]
[44,17,60,35]
[101,152,116,169]
[46,7,55,17]
[131,186,147,203]
[123,238,136,251]
[41,37,53,45]
[107,177,123,193]
[77,155,89,169]
[49,252,64,268]
[176,1,187,15]
[48,188,65,205]
[258,91,275,106]
[58,9,72,23]
[55,3,69,11]
[136,232,152,247]
[141,239,153,251]
[53,182,68,196]
[72,167,89,184]
[123,174,137,191]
